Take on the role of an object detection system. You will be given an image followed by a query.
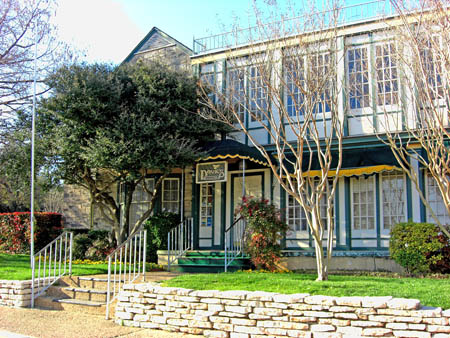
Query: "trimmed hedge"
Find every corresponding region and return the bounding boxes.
[0,212,63,254]
[390,221,449,274]
[144,212,180,263]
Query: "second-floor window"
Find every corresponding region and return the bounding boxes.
[376,43,399,106]
[419,38,444,101]
[284,52,332,117]
[227,67,246,123]
[249,65,268,122]
[348,47,370,110]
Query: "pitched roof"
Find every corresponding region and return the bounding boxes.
[122,27,192,64]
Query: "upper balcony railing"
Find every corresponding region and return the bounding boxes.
[193,0,397,54]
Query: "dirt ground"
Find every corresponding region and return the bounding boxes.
[0,272,197,338]
[0,306,199,338]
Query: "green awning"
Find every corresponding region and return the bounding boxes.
[200,139,271,166]
[284,147,402,177]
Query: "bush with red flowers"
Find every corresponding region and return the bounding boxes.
[0,212,63,254]
[237,196,289,271]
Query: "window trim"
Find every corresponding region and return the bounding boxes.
[162,177,180,214]
[379,171,407,236]
[350,175,377,238]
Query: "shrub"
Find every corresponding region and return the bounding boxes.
[85,237,114,261]
[430,226,450,274]
[72,234,91,260]
[0,212,62,254]
[390,221,446,274]
[144,212,180,263]
[72,230,114,261]
[238,196,289,271]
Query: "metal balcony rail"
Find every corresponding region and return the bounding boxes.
[224,216,246,272]
[167,218,193,271]
[193,0,396,54]
[105,228,147,319]
[31,232,73,308]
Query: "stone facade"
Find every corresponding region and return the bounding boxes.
[0,280,40,308]
[115,284,450,337]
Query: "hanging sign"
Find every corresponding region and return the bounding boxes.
[196,161,227,183]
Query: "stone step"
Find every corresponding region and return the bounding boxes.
[45,285,111,302]
[34,295,108,316]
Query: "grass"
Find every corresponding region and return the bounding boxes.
[163,271,450,309]
[0,253,110,280]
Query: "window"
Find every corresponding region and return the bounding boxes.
[286,182,333,233]
[249,65,268,122]
[419,38,444,100]
[376,43,399,106]
[287,193,307,232]
[284,52,332,116]
[162,178,180,213]
[380,171,405,231]
[227,67,246,123]
[348,47,370,109]
[200,183,214,228]
[200,63,216,103]
[426,174,450,226]
[310,53,332,114]
[351,176,376,233]
[129,178,155,227]
[285,57,305,117]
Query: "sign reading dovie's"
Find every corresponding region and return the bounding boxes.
[196,161,227,183]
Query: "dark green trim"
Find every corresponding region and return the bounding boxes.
[406,171,413,220]
[220,182,226,250]
[280,180,286,249]
[344,177,351,249]
[375,174,381,249]
[419,166,426,222]
[335,182,340,246]
[192,171,199,249]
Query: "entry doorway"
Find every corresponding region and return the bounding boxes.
[231,172,264,222]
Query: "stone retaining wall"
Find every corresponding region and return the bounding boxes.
[115,283,450,338]
[0,280,33,307]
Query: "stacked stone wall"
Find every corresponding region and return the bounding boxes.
[0,280,35,307]
[115,284,450,338]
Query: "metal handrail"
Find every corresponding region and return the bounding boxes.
[167,218,193,271]
[105,228,147,319]
[31,232,73,308]
[224,216,246,272]
[193,0,396,53]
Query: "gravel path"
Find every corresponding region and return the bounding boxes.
[0,306,198,338]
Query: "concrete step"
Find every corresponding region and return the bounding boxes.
[45,285,111,302]
[34,295,107,316]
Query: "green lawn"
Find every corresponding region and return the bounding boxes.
[163,271,450,309]
[0,253,110,280]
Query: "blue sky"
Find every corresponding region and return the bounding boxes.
[54,0,373,64]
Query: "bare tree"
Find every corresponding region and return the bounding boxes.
[376,0,450,238]
[0,0,71,114]
[198,1,345,281]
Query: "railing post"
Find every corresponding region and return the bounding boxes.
[69,232,73,275]
[142,230,147,282]
[106,255,112,320]
[168,231,171,271]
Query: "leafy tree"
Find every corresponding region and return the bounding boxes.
[42,62,227,244]
[0,110,57,212]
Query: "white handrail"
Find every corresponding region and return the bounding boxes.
[224,217,246,272]
[167,218,193,271]
[105,228,147,319]
[31,232,73,308]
